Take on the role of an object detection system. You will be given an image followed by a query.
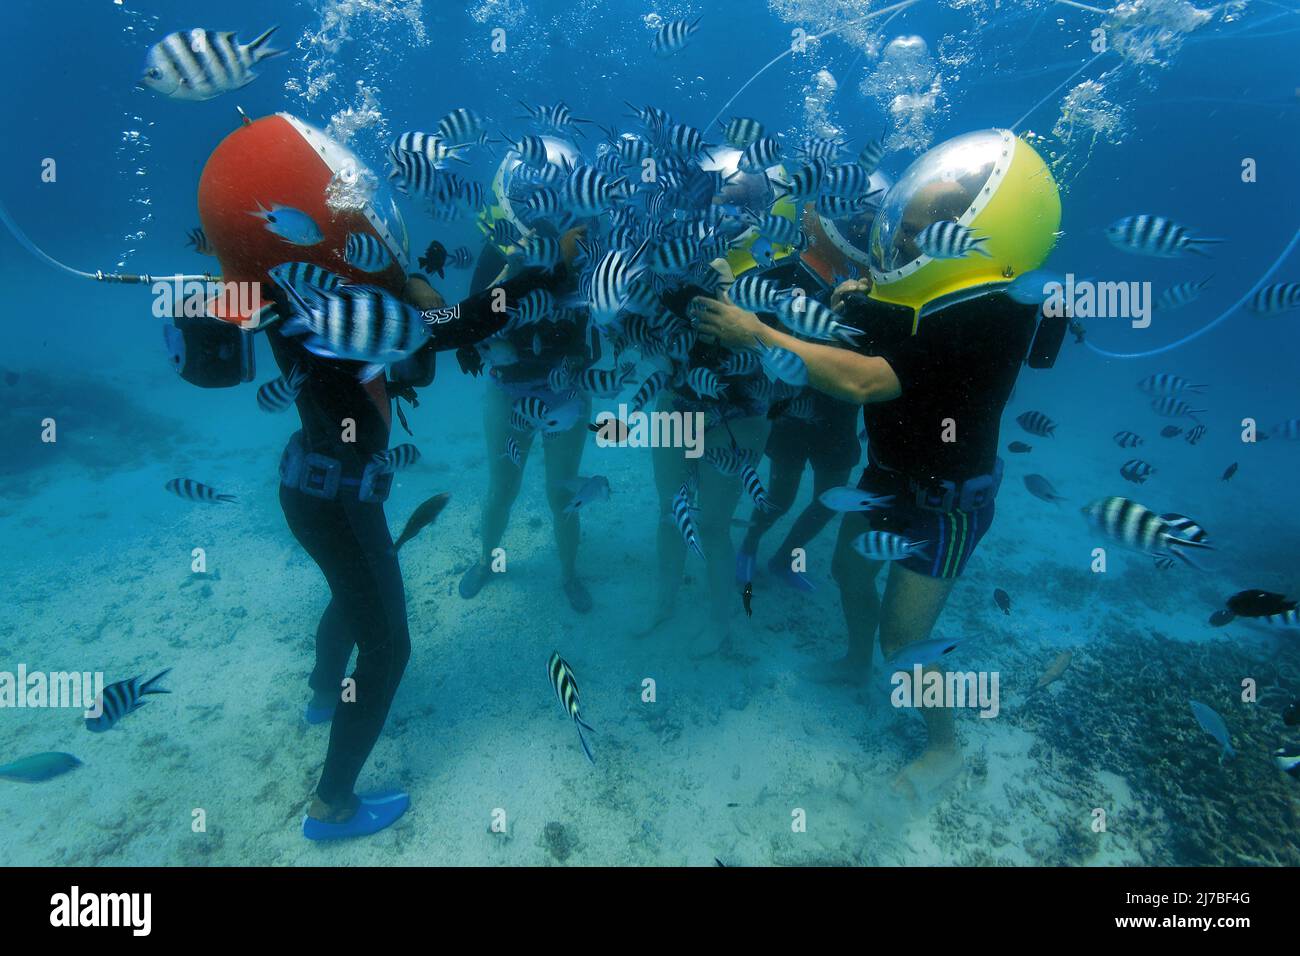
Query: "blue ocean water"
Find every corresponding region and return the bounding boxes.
[0,0,1298,865]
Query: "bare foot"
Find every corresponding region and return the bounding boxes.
[800,655,872,686]
[632,603,675,639]
[891,746,962,804]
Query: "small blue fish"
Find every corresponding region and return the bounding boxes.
[1189,700,1236,761]
[0,752,82,782]
[86,670,172,733]
[749,236,776,266]
[1006,269,1065,306]
[817,486,896,512]
[887,637,963,669]
[562,475,611,517]
[249,202,323,246]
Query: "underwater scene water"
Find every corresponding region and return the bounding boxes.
[1,0,1299,867]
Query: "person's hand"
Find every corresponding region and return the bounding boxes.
[403,275,445,310]
[830,277,872,312]
[559,226,588,268]
[690,295,764,348]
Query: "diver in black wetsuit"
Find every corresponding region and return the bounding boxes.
[269,264,573,839]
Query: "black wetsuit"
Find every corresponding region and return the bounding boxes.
[841,291,1039,483]
[269,267,566,807]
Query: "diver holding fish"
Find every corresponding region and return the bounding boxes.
[189,112,574,839]
[693,130,1067,798]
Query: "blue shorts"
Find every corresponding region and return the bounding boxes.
[856,467,996,579]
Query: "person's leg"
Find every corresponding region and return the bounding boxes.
[642,416,691,635]
[542,396,593,612]
[804,509,884,684]
[739,452,802,556]
[280,488,357,718]
[876,563,960,796]
[697,415,771,651]
[773,463,851,558]
[311,498,412,820]
[462,382,535,598]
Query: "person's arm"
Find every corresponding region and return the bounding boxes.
[690,293,901,404]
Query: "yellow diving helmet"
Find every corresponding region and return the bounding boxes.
[868,128,1061,325]
[701,146,798,278]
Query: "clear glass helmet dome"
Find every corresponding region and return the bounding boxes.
[817,168,892,269]
[493,134,584,233]
[869,128,1009,278]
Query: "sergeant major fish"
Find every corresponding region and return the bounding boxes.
[86,670,171,733]
[547,652,596,765]
[166,478,236,504]
[141,26,282,101]
[256,365,307,413]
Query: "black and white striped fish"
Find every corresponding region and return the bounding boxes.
[1016,411,1057,437]
[739,462,773,512]
[1082,496,1213,563]
[822,163,876,198]
[653,17,702,56]
[85,670,171,733]
[503,436,523,468]
[1137,373,1205,395]
[1120,459,1155,484]
[504,134,551,169]
[389,131,468,169]
[278,277,429,382]
[746,212,802,247]
[186,227,215,256]
[506,289,556,329]
[719,351,760,377]
[857,136,887,174]
[775,295,862,344]
[663,122,709,158]
[513,235,562,270]
[388,150,446,197]
[1262,609,1300,629]
[447,247,473,269]
[1160,512,1210,546]
[796,136,844,163]
[563,165,625,217]
[916,221,990,260]
[1249,282,1300,315]
[165,478,236,504]
[1113,431,1143,448]
[436,107,487,145]
[547,652,595,764]
[344,233,393,273]
[585,239,651,326]
[704,446,752,475]
[817,194,878,218]
[1150,396,1205,419]
[728,274,786,313]
[720,116,764,149]
[769,162,826,202]
[649,236,702,275]
[513,395,562,431]
[576,362,636,398]
[852,530,928,561]
[1106,215,1223,258]
[686,367,726,399]
[629,369,670,412]
[373,443,421,472]
[1185,424,1207,445]
[671,480,706,558]
[738,137,783,173]
[256,365,308,413]
[141,27,282,101]
[1156,276,1212,311]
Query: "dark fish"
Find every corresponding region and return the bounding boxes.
[993,588,1011,615]
[742,582,753,618]
[1284,700,1300,727]
[393,492,451,551]
[1220,462,1238,482]
[418,240,448,278]
[0,752,82,782]
[1023,474,1066,503]
[85,669,171,733]
[1006,441,1032,453]
[1160,425,1183,438]
[1226,590,1298,618]
[1208,609,1235,627]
